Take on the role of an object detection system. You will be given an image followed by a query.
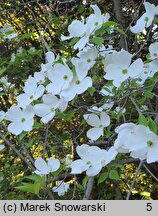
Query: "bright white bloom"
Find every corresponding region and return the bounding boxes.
[86,5,110,33]
[17,77,45,108]
[114,123,158,163]
[0,145,5,151]
[149,42,158,60]
[114,123,137,153]
[104,50,143,87]
[34,71,46,84]
[34,157,60,175]
[60,59,92,101]
[0,87,3,92]
[34,94,60,123]
[41,51,57,73]
[61,19,91,50]
[130,2,158,34]
[61,5,110,50]
[52,181,70,196]
[71,144,117,176]
[101,101,114,111]
[77,47,98,69]
[86,112,110,140]
[0,111,5,122]
[5,106,34,135]
[46,63,73,95]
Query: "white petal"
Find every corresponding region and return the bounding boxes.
[8,122,23,135]
[87,127,103,141]
[45,51,55,63]
[34,104,50,117]
[17,94,32,108]
[128,58,143,78]
[34,85,45,100]
[34,158,50,175]
[100,112,110,127]
[5,106,22,121]
[74,36,89,50]
[147,145,158,163]
[86,113,100,127]
[43,94,59,106]
[130,13,147,34]
[48,157,60,172]
[75,77,92,94]
[41,112,55,123]
[76,144,90,160]
[68,20,85,37]
[86,164,102,176]
[71,159,89,174]
[22,119,34,131]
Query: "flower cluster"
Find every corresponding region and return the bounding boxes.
[130,2,158,34]
[0,2,158,197]
[114,123,158,163]
[70,144,117,176]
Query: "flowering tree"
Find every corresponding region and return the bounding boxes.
[0,0,158,200]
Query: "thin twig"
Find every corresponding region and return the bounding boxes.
[83,177,94,200]
[126,160,143,200]
[143,164,158,182]
[0,132,35,171]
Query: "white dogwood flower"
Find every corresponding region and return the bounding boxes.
[0,111,5,122]
[104,50,143,87]
[52,181,70,196]
[34,94,60,123]
[86,112,110,140]
[70,144,117,176]
[130,2,158,34]
[5,106,34,135]
[17,77,45,108]
[34,157,60,175]
[61,5,110,50]
[60,59,92,101]
[46,63,73,95]
[149,42,158,60]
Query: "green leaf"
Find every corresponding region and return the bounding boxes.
[0,67,7,76]
[90,37,104,46]
[69,37,79,46]
[138,114,148,126]
[19,131,27,141]
[57,111,74,121]
[82,176,89,189]
[88,87,95,96]
[147,118,157,134]
[109,170,120,180]
[98,172,108,184]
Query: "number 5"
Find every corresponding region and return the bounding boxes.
[146,203,152,211]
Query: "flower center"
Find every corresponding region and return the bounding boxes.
[144,17,149,22]
[63,75,68,80]
[21,117,26,123]
[87,58,91,63]
[154,53,157,57]
[99,124,103,128]
[95,22,99,26]
[147,140,153,147]
[30,95,34,100]
[50,108,55,112]
[86,161,91,165]
[122,69,128,75]
[75,80,80,85]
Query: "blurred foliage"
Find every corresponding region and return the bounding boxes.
[0,0,158,200]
